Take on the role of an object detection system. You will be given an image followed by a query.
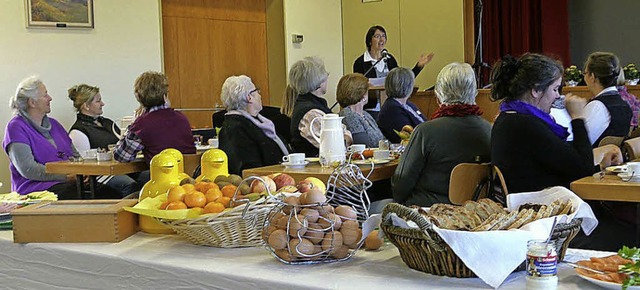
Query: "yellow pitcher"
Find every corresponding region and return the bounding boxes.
[139,153,180,234]
[160,148,191,182]
[196,148,228,182]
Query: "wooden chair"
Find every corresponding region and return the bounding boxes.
[598,136,625,147]
[183,153,202,178]
[449,163,509,205]
[624,137,640,161]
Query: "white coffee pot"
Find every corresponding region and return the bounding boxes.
[310,113,346,167]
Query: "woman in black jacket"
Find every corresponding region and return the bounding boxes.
[218,75,289,175]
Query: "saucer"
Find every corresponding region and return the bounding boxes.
[282,161,309,168]
[305,157,320,163]
[605,165,627,174]
[617,172,640,181]
[351,158,391,165]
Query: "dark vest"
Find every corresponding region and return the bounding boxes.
[69,113,120,149]
[129,108,196,162]
[591,91,632,147]
[290,93,331,156]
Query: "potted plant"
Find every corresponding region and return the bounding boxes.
[623,64,639,85]
[564,65,582,86]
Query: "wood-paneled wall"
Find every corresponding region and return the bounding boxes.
[162,0,269,128]
[411,86,640,122]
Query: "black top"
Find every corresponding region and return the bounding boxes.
[377,99,426,143]
[290,92,332,156]
[69,113,120,149]
[212,106,291,144]
[218,114,286,175]
[491,113,595,193]
[352,53,422,78]
[591,91,632,147]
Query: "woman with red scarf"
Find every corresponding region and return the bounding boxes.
[391,63,491,206]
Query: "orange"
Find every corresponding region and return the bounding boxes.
[203,202,225,214]
[167,186,187,202]
[194,181,209,193]
[181,183,196,193]
[221,184,238,198]
[159,200,170,210]
[184,191,207,208]
[205,187,223,203]
[215,196,231,208]
[166,201,187,210]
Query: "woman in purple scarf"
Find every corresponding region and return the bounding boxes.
[2,76,118,199]
[218,75,289,175]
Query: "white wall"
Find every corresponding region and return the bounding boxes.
[0,0,162,190]
[283,0,343,110]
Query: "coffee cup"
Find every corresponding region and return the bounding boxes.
[81,149,97,159]
[347,144,366,153]
[626,162,640,176]
[282,153,305,164]
[208,137,219,148]
[97,152,112,162]
[373,150,390,160]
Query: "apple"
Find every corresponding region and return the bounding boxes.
[272,173,296,190]
[267,173,281,180]
[296,180,314,193]
[304,177,326,193]
[250,176,276,194]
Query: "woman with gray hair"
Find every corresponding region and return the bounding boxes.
[218,75,289,175]
[391,63,491,206]
[289,56,351,155]
[2,76,118,199]
[377,67,426,143]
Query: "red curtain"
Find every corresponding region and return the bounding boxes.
[478,0,569,85]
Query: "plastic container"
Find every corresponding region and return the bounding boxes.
[525,239,558,290]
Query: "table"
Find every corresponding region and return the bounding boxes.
[570,173,640,245]
[0,230,612,289]
[45,159,147,199]
[242,160,399,184]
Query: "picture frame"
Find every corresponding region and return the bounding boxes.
[25,0,94,28]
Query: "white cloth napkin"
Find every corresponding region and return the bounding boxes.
[388,186,597,289]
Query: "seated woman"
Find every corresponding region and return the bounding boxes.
[218,75,289,175]
[616,70,640,129]
[289,56,351,156]
[490,53,628,251]
[113,71,195,165]
[68,84,139,196]
[391,63,491,206]
[3,76,118,199]
[377,67,426,143]
[337,73,385,148]
[582,52,632,146]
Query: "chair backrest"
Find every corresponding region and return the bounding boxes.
[183,153,202,178]
[449,163,491,205]
[598,135,625,147]
[624,137,640,161]
[629,127,640,139]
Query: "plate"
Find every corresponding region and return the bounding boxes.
[351,158,391,165]
[576,272,640,289]
[606,165,628,174]
[617,172,640,181]
[282,161,309,168]
[305,157,320,163]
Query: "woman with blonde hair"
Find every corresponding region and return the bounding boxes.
[337,73,384,148]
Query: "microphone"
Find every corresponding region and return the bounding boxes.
[363,49,390,77]
[381,49,389,59]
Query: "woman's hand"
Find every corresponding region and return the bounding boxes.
[564,93,587,120]
[593,144,623,168]
[416,52,435,68]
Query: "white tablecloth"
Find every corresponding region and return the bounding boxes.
[0,231,609,289]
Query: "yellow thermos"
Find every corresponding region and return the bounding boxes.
[196,148,228,182]
[139,154,180,234]
[160,148,191,182]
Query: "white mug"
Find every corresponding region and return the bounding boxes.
[97,152,112,162]
[208,137,219,148]
[626,162,640,176]
[347,144,366,153]
[81,149,97,159]
[373,150,390,160]
[283,153,305,164]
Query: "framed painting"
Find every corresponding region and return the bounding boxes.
[26,0,94,28]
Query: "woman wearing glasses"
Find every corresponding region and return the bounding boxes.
[3,76,119,199]
[218,75,289,175]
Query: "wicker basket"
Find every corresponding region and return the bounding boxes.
[381,203,582,278]
[160,176,276,248]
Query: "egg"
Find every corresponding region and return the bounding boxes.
[331,245,350,259]
[287,215,308,237]
[275,215,289,230]
[318,213,342,230]
[262,223,278,241]
[282,196,300,214]
[275,249,294,262]
[304,223,325,244]
[303,189,327,205]
[298,192,308,205]
[334,205,357,221]
[300,208,319,223]
[321,231,343,253]
[364,230,383,250]
[340,221,361,246]
[346,229,363,249]
[289,238,315,257]
[268,229,289,250]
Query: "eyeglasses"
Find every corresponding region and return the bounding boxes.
[249,88,260,95]
[372,34,386,39]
